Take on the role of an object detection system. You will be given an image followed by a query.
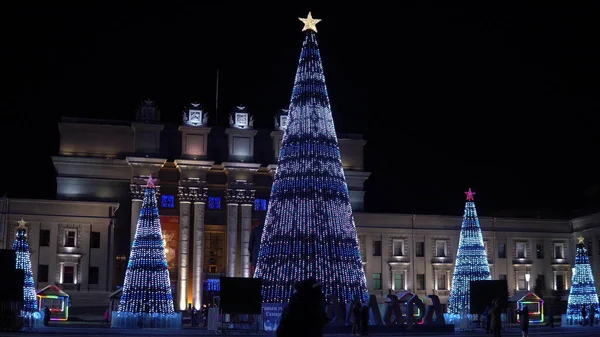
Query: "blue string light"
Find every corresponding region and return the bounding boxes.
[448,189,491,315]
[118,186,175,314]
[566,237,599,323]
[13,226,38,314]
[253,19,368,304]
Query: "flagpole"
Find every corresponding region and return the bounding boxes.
[215,69,220,125]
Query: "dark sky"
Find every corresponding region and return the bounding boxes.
[2,4,600,217]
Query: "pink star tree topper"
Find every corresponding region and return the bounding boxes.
[465,188,476,201]
[145,174,157,188]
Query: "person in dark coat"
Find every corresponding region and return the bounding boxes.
[516,305,529,337]
[489,300,502,337]
[351,296,361,336]
[43,306,51,326]
[582,305,587,325]
[589,305,598,327]
[359,304,369,336]
[483,304,492,334]
[545,306,554,328]
[276,277,329,337]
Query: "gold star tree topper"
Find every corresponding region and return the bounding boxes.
[17,219,27,228]
[578,236,585,244]
[299,12,321,33]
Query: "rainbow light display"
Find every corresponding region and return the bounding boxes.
[117,177,175,315]
[13,222,39,315]
[253,13,368,304]
[566,237,599,324]
[448,189,492,315]
[37,294,69,321]
[518,300,544,323]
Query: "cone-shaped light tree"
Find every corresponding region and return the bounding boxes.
[566,236,599,323]
[254,12,368,304]
[13,219,38,314]
[448,189,492,315]
[118,175,175,315]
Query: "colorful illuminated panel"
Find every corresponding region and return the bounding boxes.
[37,294,69,321]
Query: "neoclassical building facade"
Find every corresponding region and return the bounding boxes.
[1,100,598,312]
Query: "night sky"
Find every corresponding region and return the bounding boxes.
[3,4,600,217]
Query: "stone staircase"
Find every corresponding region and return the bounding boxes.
[66,291,111,317]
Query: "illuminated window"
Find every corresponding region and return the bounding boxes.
[208,197,221,210]
[394,273,404,290]
[437,273,447,290]
[161,195,175,208]
[553,243,564,259]
[435,241,447,257]
[63,266,74,284]
[372,273,382,290]
[392,240,404,256]
[64,230,76,247]
[517,273,526,290]
[254,198,267,211]
[516,242,526,258]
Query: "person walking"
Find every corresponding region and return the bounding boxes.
[589,305,598,327]
[104,309,110,324]
[545,306,554,328]
[516,305,529,337]
[483,303,492,334]
[582,305,588,326]
[490,300,502,337]
[276,277,329,337]
[351,296,361,336]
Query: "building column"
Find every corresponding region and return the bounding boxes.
[404,269,408,290]
[446,270,450,290]
[192,188,208,309]
[240,192,254,278]
[553,270,557,290]
[177,198,191,311]
[226,190,240,277]
[434,269,438,290]
[59,262,65,284]
[129,184,144,246]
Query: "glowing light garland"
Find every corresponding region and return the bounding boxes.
[566,236,599,324]
[253,14,368,304]
[118,176,175,314]
[448,189,491,315]
[13,219,38,315]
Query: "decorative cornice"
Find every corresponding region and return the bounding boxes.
[130,183,160,200]
[178,186,208,203]
[225,189,256,205]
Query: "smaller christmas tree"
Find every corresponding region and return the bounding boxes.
[113,175,180,328]
[13,219,38,315]
[566,236,599,324]
[448,189,492,315]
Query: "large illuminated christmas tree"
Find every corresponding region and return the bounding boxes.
[448,189,492,315]
[114,175,179,328]
[13,219,38,314]
[566,236,599,324]
[254,13,368,304]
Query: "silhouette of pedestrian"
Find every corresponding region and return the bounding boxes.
[589,305,598,327]
[276,277,328,337]
[490,300,502,337]
[545,306,554,328]
[516,305,529,337]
